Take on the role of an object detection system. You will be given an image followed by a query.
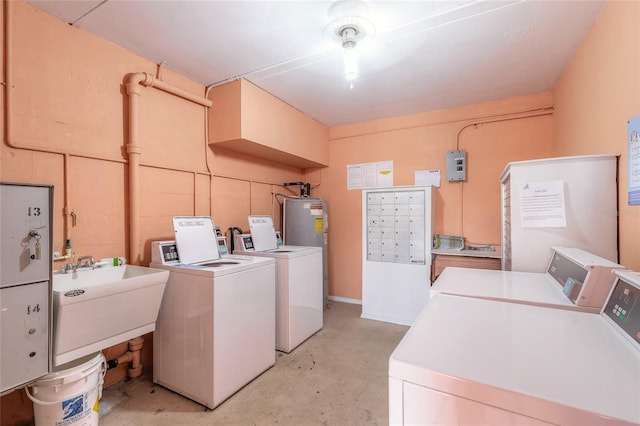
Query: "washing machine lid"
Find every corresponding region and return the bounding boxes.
[172,216,220,264]
[152,254,274,277]
[248,215,278,251]
[389,293,640,424]
[432,267,577,310]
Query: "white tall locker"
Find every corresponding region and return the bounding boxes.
[501,154,618,272]
[361,186,435,326]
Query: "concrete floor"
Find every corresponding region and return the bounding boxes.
[98,301,409,426]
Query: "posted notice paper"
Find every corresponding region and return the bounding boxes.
[520,180,567,228]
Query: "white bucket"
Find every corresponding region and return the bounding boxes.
[26,352,107,426]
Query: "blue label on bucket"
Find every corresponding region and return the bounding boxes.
[57,392,89,426]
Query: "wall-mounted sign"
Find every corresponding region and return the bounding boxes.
[347,160,393,189]
[520,180,567,228]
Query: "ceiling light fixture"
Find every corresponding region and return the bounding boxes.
[324,1,376,89]
[341,26,359,82]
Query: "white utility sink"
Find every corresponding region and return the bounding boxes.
[52,265,169,367]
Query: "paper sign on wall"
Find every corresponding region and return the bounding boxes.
[347,161,393,189]
[415,169,440,187]
[520,180,567,228]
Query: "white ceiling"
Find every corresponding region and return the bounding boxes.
[27,0,605,127]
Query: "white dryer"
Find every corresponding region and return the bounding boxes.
[233,215,323,353]
[389,269,640,425]
[150,216,276,409]
[432,247,623,312]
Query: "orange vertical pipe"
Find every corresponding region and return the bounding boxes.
[125,74,146,265]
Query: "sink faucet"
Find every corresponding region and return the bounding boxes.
[62,262,76,274]
[76,255,95,269]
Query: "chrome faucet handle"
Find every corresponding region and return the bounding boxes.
[76,255,95,268]
[63,262,76,273]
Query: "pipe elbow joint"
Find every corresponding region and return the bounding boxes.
[126,72,151,95]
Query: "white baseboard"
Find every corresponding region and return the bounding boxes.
[360,312,412,326]
[328,295,362,305]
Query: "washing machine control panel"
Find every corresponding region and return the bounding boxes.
[234,234,255,251]
[217,237,229,255]
[151,240,180,264]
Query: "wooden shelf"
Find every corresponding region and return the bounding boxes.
[431,252,501,282]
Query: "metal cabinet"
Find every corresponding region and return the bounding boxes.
[1,182,53,394]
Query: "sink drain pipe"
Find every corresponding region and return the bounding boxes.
[105,336,144,378]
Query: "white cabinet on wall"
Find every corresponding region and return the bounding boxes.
[501,154,618,272]
[362,186,435,325]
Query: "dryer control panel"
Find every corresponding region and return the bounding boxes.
[546,247,623,309]
[603,270,640,348]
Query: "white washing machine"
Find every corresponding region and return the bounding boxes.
[233,215,323,353]
[432,247,623,312]
[389,269,640,425]
[150,216,276,409]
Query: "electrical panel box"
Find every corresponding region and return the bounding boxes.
[447,150,467,181]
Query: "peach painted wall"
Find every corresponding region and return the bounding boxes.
[1,0,632,425]
[1,2,304,424]
[315,94,554,301]
[553,1,640,270]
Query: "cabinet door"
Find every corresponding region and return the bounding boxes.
[367,204,382,216]
[394,192,409,204]
[368,193,382,204]
[394,215,410,228]
[380,205,395,216]
[408,191,424,204]
[379,193,395,205]
[1,184,52,287]
[1,282,49,393]
[409,203,424,216]
[394,204,409,215]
